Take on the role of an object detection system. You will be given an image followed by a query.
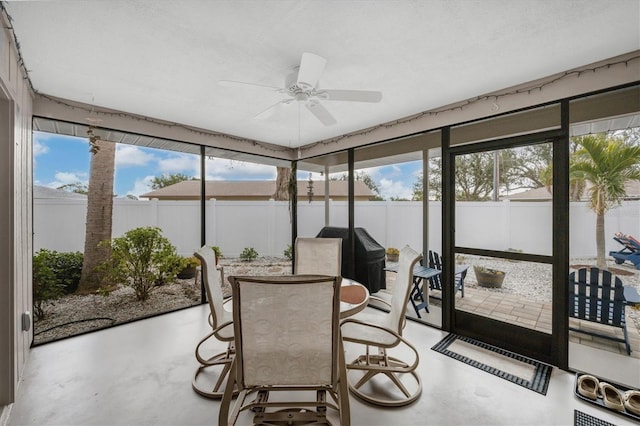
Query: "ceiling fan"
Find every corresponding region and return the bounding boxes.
[219,52,382,126]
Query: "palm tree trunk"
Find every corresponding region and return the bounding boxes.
[273,167,291,201]
[595,210,606,269]
[78,139,116,293]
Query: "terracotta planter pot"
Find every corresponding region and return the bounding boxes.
[386,254,399,262]
[474,266,506,288]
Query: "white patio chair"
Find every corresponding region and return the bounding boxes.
[294,237,342,276]
[191,246,235,399]
[219,274,350,426]
[340,245,422,407]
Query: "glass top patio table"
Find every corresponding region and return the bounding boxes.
[624,285,640,306]
[339,278,369,318]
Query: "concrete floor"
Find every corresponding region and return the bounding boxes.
[5,304,638,426]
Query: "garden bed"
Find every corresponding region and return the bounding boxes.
[33,257,292,345]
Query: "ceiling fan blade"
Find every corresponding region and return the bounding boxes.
[297,52,326,90]
[219,80,282,91]
[317,89,382,103]
[254,99,292,120]
[305,100,336,126]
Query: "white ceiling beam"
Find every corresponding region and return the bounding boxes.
[32,94,296,161]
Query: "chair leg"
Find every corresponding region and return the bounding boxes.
[410,279,428,316]
[345,341,422,407]
[192,336,237,399]
[338,339,351,426]
[623,325,631,355]
[218,361,240,426]
[192,353,235,399]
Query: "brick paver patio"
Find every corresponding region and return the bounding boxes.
[384,271,640,359]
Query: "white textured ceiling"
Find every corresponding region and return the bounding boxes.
[5,0,640,148]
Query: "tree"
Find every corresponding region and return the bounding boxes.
[58,182,88,195]
[412,158,439,201]
[414,144,553,201]
[421,153,497,201]
[411,179,424,201]
[333,171,383,200]
[540,140,586,201]
[150,173,194,190]
[571,134,640,268]
[273,166,291,201]
[500,144,553,193]
[77,138,116,293]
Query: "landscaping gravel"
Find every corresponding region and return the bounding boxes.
[462,256,640,304]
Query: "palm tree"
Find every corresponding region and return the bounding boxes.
[77,137,116,292]
[570,134,640,268]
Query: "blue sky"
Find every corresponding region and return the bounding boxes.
[33,132,422,199]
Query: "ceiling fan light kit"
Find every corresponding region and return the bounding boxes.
[220,52,382,126]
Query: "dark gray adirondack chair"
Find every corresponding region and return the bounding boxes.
[569,267,631,355]
[426,250,466,298]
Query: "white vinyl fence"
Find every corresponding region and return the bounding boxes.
[34,198,640,259]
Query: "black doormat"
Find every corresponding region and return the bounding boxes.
[574,410,616,426]
[431,333,552,395]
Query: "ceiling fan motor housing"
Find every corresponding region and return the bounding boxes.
[285,69,313,98]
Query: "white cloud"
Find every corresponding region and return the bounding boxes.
[379,178,413,200]
[33,131,56,144]
[126,176,155,197]
[116,145,156,167]
[33,139,49,157]
[157,153,200,175]
[55,171,86,184]
[360,166,382,180]
[44,171,88,189]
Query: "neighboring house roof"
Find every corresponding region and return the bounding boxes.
[34,185,87,199]
[505,181,640,201]
[504,186,553,201]
[140,180,376,201]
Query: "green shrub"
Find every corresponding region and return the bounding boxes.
[99,227,182,301]
[182,256,200,269]
[33,249,65,320]
[283,244,292,260]
[210,246,223,259]
[48,250,83,294]
[32,249,83,294]
[240,247,259,261]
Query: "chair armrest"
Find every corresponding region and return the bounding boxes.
[195,320,234,364]
[341,319,419,369]
[341,317,403,344]
[368,295,392,309]
[214,320,233,334]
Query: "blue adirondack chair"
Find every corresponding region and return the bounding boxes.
[425,250,467,298]
[609,232,640,270]
[569,267,631,355]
